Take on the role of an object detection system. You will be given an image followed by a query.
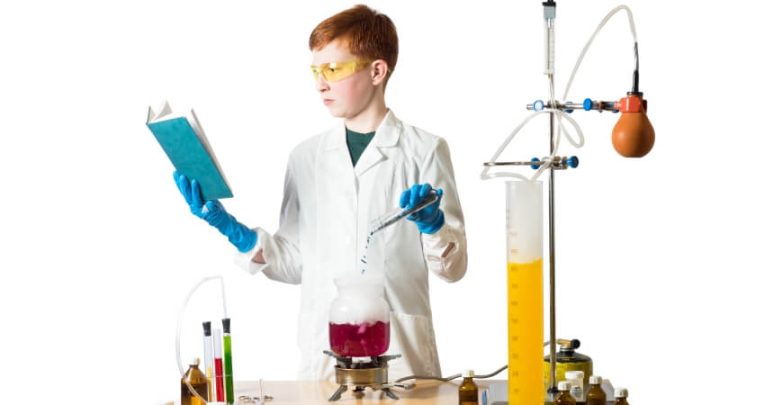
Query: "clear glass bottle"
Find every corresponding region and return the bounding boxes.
[181,358,208,405]
[458,369,479,405]
[554,381,576,405]
[586,375,606,405]
[614,387,629,405]
[565,370,585,401]
[329,273,390,357]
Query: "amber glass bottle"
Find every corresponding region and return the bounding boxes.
[181,358,208,405]
[586,375,606,405]
[458,369,478,405]
[554,381,576,405]
[614,387,629,405]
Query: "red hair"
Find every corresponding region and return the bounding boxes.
[309,4,398,74]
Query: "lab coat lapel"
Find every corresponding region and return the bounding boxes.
[354,111,401,178]
[318,123,357,277]
[353,144,383,178]
[322,123,355,181]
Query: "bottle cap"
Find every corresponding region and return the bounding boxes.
[615,387,628,398]
[462,369,475,378]
[557,381,571,391]
[589,375,602,384]
[222,318,231,333]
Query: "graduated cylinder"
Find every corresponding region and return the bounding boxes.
[506,180,544,405]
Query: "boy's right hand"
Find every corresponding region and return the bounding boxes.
[173,171,258,253]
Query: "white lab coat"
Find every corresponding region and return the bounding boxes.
[236,110,467,381]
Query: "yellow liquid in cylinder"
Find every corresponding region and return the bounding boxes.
[507,259,543,405]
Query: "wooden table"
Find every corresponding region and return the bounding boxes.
[233,379,498,404]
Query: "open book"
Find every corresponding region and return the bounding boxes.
[146,101,233,200]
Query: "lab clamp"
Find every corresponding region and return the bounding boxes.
[482,1,654,403]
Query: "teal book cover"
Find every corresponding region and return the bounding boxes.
[146,103,233,201]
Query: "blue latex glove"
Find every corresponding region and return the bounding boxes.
[399,183,445,235]
[173,171,257,253]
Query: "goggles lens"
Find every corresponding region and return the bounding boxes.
[311,60,369,83]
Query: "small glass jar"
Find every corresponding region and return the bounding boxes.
[565,370,585,401]
[329,273,390,357]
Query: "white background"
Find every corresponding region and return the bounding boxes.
[1,1,763,404]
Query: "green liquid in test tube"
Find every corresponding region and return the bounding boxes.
[222,318,234,404]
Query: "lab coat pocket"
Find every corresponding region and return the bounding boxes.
[388,311,440,379]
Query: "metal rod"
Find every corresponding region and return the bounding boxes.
[543,1,559,396]
[548,110,558,393]
[526,100,619,112]
[484,156,577,170]
[482,161,537,167]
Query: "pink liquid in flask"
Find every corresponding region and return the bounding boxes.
[329,321,390,357]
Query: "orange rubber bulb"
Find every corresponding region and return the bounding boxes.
[612,93,655,157]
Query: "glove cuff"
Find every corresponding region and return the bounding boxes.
[418,209,445,235]
[233,231,258,253]
[227,222,258,253]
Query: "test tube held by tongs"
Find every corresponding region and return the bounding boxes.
[370,189,440,235]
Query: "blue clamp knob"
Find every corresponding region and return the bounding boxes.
[533,100,545,112]
[583,98,593,111]
[567,156,579,169]
[531,157,541,170]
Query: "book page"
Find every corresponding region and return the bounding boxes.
[147,100,174,123]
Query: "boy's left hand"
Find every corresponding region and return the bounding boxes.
[399,183,445,234]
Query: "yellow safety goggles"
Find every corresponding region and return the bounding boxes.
[310,60,370,83]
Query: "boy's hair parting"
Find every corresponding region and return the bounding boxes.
[309,4,399,74]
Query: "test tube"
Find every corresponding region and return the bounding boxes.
[202,321,214,401]
[213,328,225,402]
[222,318,235,404]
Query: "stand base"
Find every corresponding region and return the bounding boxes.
[485,379,616,405]
[328,384,399,401]
[323,351,403,401]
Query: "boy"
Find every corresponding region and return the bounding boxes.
[174,4,467,380]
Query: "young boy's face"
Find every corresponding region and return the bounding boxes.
[311,39,377,119]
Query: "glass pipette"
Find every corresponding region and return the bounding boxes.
[369,189,440,235]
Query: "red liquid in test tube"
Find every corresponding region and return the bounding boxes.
[214,357,224,401]
[213,328,225,402]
